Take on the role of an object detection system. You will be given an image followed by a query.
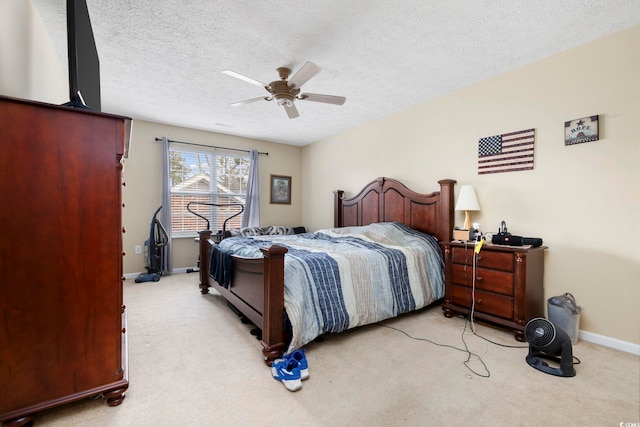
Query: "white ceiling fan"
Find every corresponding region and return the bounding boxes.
[222,61,346,119]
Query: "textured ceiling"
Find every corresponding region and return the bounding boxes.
[33,0,640,146]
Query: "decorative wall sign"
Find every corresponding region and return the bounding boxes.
[270,175,291,204]
[477,128,535,174]
[565,115,599,146]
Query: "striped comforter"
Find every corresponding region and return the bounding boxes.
[217,222,445,352]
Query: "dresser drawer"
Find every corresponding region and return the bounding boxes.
[451,285,514,320]
[452,246,514,272]
[443,242,546,341]
[451,264,514,295]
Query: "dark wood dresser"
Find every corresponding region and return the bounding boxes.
[0,96,131,426]
[441,241,547,341]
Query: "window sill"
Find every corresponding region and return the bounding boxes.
[172,233,200,239]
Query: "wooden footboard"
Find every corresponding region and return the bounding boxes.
[198,230,288,365]
[197,177,455,364]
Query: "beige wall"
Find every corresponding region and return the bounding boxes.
[302,25,640,345]
[0,0,66,102]
[122,121,302,274]
[0,1,303,276]
[3,2,637,346]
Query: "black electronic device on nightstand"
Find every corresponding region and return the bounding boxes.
[489,221,543,247]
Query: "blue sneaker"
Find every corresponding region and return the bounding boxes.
[271,358,302,391]
[286,349,309,380]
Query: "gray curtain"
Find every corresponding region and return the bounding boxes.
[241,149,260,227]
[160,137,173,274]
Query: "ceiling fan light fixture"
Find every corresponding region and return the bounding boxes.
[276,97,293,107]
[224,61,346,118]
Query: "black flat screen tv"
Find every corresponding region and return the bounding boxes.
[63,0,101,111]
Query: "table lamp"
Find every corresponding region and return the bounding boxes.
[455,185,481,230]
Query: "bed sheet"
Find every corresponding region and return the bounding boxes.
[217,222,445,352]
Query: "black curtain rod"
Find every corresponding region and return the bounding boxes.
[154,137,268,156]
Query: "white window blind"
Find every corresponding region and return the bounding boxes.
[169,145,248,236]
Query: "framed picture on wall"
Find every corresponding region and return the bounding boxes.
[565,115,599,146]
[270,175,291,204]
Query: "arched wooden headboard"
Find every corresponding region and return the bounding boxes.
[334,177,456,243]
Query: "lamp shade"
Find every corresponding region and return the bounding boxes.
[455,185,480,230]
[455,185,481,211]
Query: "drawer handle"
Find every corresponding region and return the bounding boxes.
[477,255,483,261]
[476,276,483,282]
[476,298,482,304]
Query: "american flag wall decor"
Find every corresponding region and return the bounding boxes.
[478,128,535,174]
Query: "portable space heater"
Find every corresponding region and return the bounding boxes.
[524,317,576,377]
[135,206,169,283]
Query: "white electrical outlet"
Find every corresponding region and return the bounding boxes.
[135,245,142,255]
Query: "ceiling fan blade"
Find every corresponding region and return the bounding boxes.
[299,93,346,105]
[287,62,321,89]
[284,103,299,119]
[230,97,270,107]
[222,70,269,89]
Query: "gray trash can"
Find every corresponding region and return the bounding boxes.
[547,293,582,345]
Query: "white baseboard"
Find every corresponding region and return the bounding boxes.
[123,268,190,280]
[579,330,640,356]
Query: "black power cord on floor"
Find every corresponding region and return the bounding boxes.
[377,322,491,378]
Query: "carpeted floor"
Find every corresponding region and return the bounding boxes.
[32,273,639,426]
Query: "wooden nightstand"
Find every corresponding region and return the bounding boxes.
[441,241,547,341]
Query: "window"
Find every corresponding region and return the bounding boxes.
[169,145,248,237]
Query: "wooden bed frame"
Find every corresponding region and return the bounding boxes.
[198,177,456,364]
